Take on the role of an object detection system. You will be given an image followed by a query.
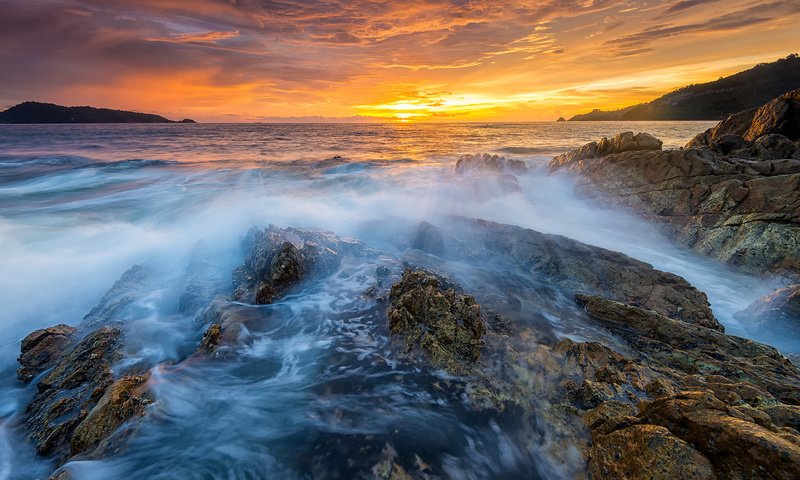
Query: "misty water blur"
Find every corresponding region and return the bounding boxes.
[0,121,787,479]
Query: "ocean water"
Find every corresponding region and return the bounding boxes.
[0,121,786,479]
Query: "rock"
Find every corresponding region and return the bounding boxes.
[638,390,800,479]
[454,153,528,175]
[81,265,158,328]
[551,132,662,168]
[744,88,800,141]
[735,284,800,338]
[410,221,444,255]
[17,324,76,382]
[24,326,121,459]
[589,424,715,480]
[549,138,800,277]
[686,108,757,148]
[69,373,151,457]
[450,218,719,329]
[233,226,353,304]
[387,269,485,373]
[751,134,799,160]
[576,295,800,405]
[557,117,566,122]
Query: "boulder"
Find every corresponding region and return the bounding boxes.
[589,424,715,480]
[69,373,151,457]
[549,140,800,277]
[233,226,358,304]
[744,88,800,141]
[551,132,662,168]
[686,108,757,148]
[387,269,485,373]
[17,324,76,382]
[24,327,122,458]
[410,221,444,255]
[454,153,527,175]
[735,284,800,338]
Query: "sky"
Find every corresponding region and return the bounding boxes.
[0,0,798,122]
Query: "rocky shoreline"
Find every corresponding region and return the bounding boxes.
[13,90,800,479]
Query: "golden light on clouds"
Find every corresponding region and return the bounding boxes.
[0,0,798,122]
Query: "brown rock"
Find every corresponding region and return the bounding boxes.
[639,391,800,479]
[25,326,121,458]
[70,373,151,457]
[17,324,76,382]
[387,269,485,373]
[576,295,800,405]
[589,424,715,480]
[744,89,800,141]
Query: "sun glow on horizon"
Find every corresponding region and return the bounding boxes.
[1,0,798,122]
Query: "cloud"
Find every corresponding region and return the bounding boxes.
[147,30,240,44]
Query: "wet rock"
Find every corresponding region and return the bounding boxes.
[70,373,151,457]
[82,265,158,328]
[178,252,228,316]
[549,137,800,277]
[25,326,121,458]
[17,324,76,382]
[576,294,800,405]
[233,226,362,304]
[387,269,485,373]
[637,390,800,479]
[411,221,444,255]
[550,131,662,168]
[454,153,528,175]
[589,424,715,480]
[452,218,719,329]
[734,284,800,338]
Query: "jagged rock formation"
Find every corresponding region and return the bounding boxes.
[550,91,800,278]
[453,153,528,197]
[387,269,485,373]
[17,324,76,382]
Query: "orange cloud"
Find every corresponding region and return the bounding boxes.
[0,0,797,122]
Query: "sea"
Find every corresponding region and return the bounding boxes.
[0,122,787,479]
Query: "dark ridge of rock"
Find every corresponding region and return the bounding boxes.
[449,218,719,330]
[17,325,76,382]
[576,294,800,405]
[25,327,122,458]
[387,269,485,374]
[232,226,367,304]
[735,284,800,338]
[550,131,663,169]
[549,131,800,277]
[82,265,159,328]
[410,221,445,255]
[557,117,566,122]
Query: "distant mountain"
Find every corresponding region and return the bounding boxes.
[0,102,196,124]
[569,54,800,121]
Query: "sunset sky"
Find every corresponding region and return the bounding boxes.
[1,0,798,122]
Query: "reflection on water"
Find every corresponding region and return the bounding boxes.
[2,121,786,479]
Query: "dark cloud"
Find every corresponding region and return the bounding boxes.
[665,0,723,14]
